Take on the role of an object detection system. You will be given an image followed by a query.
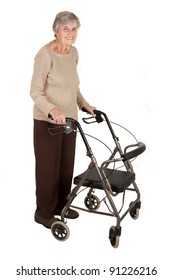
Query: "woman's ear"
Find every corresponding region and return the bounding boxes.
[53,28,57,37]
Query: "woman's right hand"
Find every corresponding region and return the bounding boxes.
[49,108,66,124]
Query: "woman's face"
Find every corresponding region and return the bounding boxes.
[56,20,78,46]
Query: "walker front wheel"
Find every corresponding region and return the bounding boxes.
[51,221,70,241]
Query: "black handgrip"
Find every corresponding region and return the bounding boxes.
[81,107,90,113]
[82,108,104,124]
[48,114,75,134]
[48,113,53,120]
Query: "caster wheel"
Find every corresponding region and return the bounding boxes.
[51,221,70,241]
[109,226,120,248]
[84,195,100,210]
[129,202,140,220]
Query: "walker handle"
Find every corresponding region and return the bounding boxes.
[82,108,104,124]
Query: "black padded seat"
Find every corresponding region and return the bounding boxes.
[73,168,135,193]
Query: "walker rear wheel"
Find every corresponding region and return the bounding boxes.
[109,226,120,248]
[51,221,70,241]
[84,195,100,210]
[129,202,140,220]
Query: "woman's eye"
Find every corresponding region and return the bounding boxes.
[63,27,69,32]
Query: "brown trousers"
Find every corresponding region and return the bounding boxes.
[34,120,76,218]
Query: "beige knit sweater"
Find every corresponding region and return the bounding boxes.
[30,43,89,121]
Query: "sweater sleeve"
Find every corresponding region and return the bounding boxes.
[77,88,89,109]
[30,49,56,116]
[75,49,89,109]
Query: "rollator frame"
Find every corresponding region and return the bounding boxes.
[51,110,146,248]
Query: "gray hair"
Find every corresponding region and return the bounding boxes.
[52,11,80,32]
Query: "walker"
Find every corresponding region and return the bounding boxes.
[50,110,146,248]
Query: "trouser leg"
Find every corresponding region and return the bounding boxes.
[55,127,76,212]
[33,120,76,219]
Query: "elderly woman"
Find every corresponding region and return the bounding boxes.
[30,11,96,229]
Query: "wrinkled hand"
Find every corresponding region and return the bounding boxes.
[83,105,97,117]
[49,108,66,124]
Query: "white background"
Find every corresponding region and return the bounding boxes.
[0,0,172,279]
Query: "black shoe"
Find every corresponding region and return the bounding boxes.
[55,208,79,219]
[35,212,60,229]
